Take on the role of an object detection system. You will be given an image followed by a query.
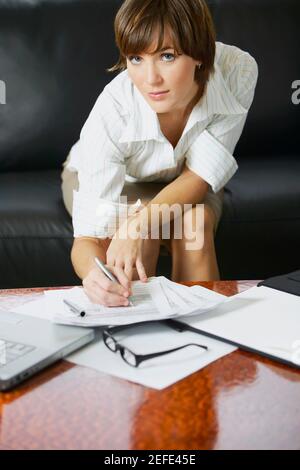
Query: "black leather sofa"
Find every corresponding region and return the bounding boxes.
[0,0,299,289]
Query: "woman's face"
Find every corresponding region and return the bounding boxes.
[126,28,201,120]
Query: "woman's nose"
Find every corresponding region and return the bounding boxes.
[145,64,163,83]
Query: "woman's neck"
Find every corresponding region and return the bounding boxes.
[158,81,205,126]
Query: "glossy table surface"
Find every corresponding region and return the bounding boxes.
[0,281,300,450]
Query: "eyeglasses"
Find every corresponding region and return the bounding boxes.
[102,319,208,368]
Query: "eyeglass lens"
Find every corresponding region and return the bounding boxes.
[104,332,137,367]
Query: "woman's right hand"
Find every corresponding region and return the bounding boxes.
[82,266,132,307]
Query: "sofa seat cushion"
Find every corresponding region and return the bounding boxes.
[0,170,171,287]
[0,170,79,288]
[216,156,300,280]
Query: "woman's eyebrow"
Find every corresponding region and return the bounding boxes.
[127,46,175,57]
[146,46,174,56]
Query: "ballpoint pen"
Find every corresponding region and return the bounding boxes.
[63,299,86,317]
[94,256,133,306]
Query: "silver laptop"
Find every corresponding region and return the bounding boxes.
[0,309,94,391]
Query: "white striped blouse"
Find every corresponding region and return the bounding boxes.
[67,41,258,238]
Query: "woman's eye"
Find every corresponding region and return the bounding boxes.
[128,53,175,65]
[162,53,175,62]
[128,56,141,65]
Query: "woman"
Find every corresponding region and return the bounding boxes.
[61,0,258,306]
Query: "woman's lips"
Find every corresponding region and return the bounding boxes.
[148,91,169,100]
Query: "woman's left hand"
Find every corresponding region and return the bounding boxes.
[106,214,148,283]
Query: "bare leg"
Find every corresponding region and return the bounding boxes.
[171,205,220,282]
[132,236,161,280]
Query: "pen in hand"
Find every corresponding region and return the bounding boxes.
[94,257,133,307]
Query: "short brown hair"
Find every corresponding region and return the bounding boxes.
[106,0,216,87]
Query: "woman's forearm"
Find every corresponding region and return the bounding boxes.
[71,237,111,280]
[151,166,208,207]
[128,165,209,237]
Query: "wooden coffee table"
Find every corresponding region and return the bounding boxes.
[0,280,300,450]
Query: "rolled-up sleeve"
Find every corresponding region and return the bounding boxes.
[72,90,132,238]
[185,53,258,193]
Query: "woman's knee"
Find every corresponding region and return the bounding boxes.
[173,204,216,252]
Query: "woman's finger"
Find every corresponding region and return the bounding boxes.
[91,267,127,297]
[112,266,132,294]
[97,275,128,298]
[106,252,115,267]
[89,280,129,306]
[136,258,148,282]
[124,261,134,282]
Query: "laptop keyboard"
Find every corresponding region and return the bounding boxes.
[0,339,35,367]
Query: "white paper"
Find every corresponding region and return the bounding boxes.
[39,276,228,327]
[180,285,300,367]
[11,280,237,389]
[67,322,236,389]
[13,276,228,326]
[47,277,175,326]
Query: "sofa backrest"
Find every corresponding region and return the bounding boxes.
[0,0,121,171]
[211,0,300,159]
[0,0,299,171]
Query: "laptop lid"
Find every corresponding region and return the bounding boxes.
[0,309,94,390]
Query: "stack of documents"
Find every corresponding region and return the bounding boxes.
[10,278,236,389]
[43,276,228,327]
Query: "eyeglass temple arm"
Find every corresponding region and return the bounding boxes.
[107,319,203,336]
[136,342,208,363]
[164,319,205,335]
